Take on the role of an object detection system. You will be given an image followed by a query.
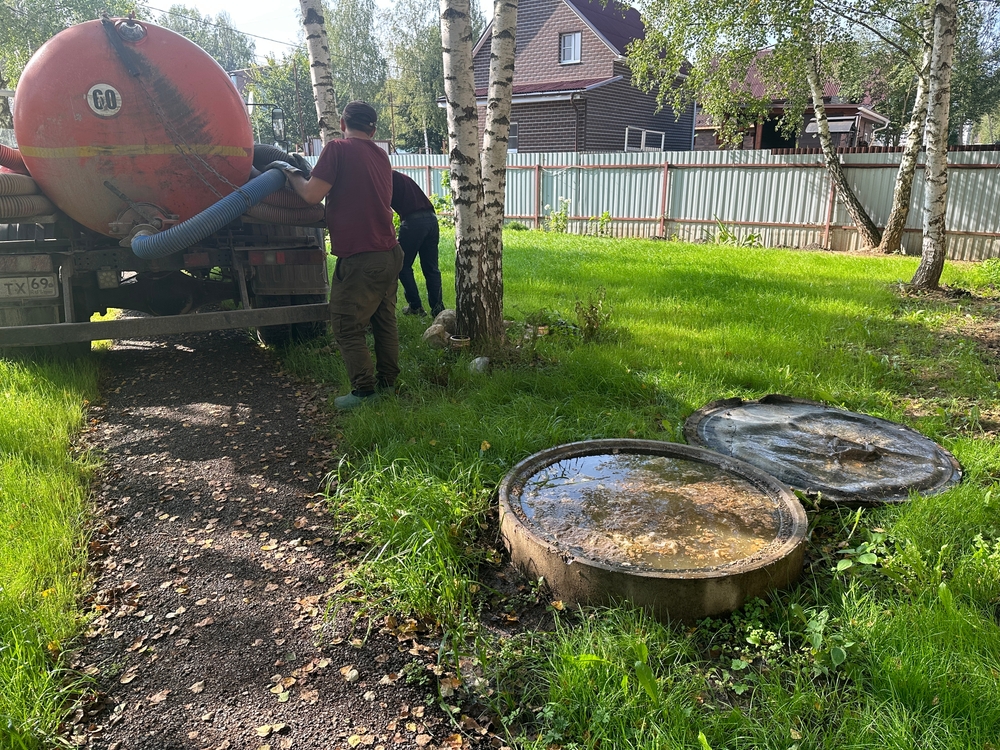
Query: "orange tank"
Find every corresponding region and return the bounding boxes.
[14,17,253,237]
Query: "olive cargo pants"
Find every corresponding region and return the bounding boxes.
[329,244,404,394]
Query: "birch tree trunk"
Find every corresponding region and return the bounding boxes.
[911,0,958,289]
[441,0,487,339]
[878,17,933,255]
[299,0,342,143]
[477,0,518,342]
[806,53,882,251]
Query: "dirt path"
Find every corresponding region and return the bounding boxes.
[72,329,496,750]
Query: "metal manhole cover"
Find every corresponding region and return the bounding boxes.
[684,395,961,505]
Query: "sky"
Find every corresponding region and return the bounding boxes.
[146,0,492,62]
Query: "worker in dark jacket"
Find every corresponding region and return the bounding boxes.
[391,170,443,317]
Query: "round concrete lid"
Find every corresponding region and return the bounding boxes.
[498,439,807,622]
[684,395,961,506]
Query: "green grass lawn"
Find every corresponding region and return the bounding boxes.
[4,229,999,749]
[285,230,1000,750]
[0,357,98,749]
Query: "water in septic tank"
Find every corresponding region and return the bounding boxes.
[519,453,783,571]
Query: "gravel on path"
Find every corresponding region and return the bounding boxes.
[71,329,497,750]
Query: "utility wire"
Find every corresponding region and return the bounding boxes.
[0,2,435,82]
[143,3,426,76]
[142,3,305,49]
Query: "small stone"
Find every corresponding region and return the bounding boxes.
[432,308,457,334]
[422,324,449,349]
[469,357,489,373]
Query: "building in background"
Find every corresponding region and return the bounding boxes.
[468,0,695,153]
[693,56,889,151]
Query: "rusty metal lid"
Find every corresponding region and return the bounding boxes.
[684,395,961,506]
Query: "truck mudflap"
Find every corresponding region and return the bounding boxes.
[0,303,329,347]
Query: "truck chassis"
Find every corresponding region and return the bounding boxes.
[0,211,329,352]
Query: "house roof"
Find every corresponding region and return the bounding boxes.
[564,0,645,56]
[473,0,645,59]
[742,51,839,99]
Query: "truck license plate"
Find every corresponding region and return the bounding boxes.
[0,275,59,299]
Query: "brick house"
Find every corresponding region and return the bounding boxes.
[470,0,695,153]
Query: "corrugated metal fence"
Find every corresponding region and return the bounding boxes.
[389,149,1000,260]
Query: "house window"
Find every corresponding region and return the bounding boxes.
[560,32,581,64]
[507,123,518,152]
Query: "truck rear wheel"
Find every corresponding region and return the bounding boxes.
[255,294,293,347]
[290,294,328,342]
[254,295,328,347]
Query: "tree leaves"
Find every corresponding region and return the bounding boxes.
[155,5,256,72]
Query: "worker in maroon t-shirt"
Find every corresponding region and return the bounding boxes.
[391,171,444,317]
[280,101,404,411]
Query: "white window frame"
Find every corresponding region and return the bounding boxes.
[560,32,582,65]
[507,122,519,152]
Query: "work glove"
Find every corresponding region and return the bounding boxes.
[262,160,305,181]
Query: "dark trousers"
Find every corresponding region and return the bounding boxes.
[329,244,404,394]
[397,210,443,313]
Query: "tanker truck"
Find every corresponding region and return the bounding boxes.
[0,15,330,356]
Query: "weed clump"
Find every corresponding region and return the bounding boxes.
[575,286,612,342]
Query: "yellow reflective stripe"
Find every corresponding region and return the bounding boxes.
[19,144,251,158]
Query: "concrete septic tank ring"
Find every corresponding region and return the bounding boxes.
[684,395,962,506]
[498,439,807,623]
